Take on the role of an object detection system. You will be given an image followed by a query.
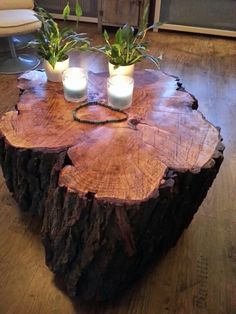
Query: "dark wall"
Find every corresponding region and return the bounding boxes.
[159,0,236,31]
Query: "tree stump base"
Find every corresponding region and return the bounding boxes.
[0,70,224,301]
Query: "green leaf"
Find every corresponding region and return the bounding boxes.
[138,2,149,33]
[63,3,70,20]
[110,45,120,58]
[115,28,122,45]
[49,55,58,69]
[75,1,82,18]
[121,24,134,44]
[129,55,143,64]
[103,29,109,43]
[32,5,90,68]
[143,53,162,68]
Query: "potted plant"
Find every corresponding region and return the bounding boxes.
[94,5,162,76]
[30,5,89,82]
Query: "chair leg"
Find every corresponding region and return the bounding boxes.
[0,34,35,53]
[8,37,17,58]
[12,34,35,50]
[0,37,40,74]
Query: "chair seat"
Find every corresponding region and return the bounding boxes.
[0,9,41,37]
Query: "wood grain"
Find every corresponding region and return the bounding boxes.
[0,68,223,300]
[0,23,235,312]
[99,0,140,27]
[0,70,221,190]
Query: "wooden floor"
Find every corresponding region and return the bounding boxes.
[0,24,236,314]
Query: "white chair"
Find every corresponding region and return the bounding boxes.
[0,0,41,74]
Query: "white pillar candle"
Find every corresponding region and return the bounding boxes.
[62,67,87,102]
[107,75,134,109]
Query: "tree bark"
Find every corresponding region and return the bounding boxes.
[0,70,224,301]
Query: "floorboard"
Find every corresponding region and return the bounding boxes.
[0,24,235,314]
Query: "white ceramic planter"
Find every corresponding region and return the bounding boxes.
[43,58,69,82]
[108,62,135,77]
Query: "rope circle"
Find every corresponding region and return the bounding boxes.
[72,101,129,125]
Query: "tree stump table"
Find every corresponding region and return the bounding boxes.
[0,70,224,301]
